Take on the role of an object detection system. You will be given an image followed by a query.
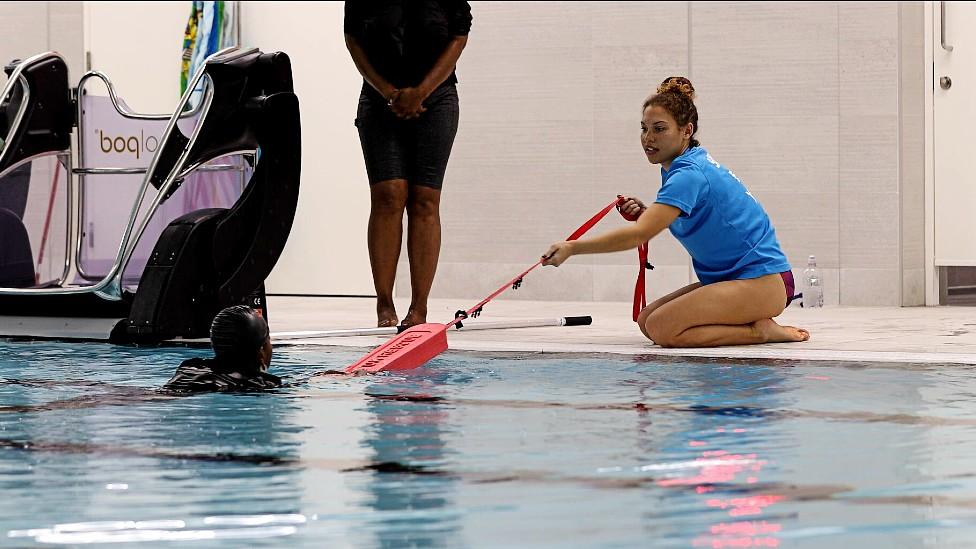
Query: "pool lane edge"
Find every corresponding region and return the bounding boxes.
[273,336,976,366]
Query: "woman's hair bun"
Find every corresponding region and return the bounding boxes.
[656,76,695,101]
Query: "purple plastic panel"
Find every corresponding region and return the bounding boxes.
[79,95,248,288]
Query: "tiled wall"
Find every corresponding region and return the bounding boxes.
[0,2,925,306]
[900,2,926,306]
[397,1,925,307]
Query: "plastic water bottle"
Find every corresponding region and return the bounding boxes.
[802,255,823,308]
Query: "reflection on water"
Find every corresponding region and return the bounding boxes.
[355,374,461,547]
[648,364,790,548]
[2,341,976,547]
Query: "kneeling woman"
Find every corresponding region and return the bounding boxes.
[542,77,809,348]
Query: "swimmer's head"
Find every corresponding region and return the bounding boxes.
[210,305,272,370]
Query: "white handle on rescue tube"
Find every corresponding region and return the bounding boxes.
[272,316,591,340]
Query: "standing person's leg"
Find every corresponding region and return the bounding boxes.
[356,89,410,327]
[401,84,460,327]
[403,185,441,326]
[645,273,810,347]
[368,180,408,327]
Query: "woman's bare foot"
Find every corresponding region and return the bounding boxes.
[752,318,810,343]
[377,303,398,328]
[400,307,427,328]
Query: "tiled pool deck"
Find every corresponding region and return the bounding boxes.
[267,296,976,365]
[3,296,973,365]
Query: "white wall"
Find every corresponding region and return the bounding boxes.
[83,1,188,114]
[74,1,926,305]
[240,1,373,296]
[398,1,926,307]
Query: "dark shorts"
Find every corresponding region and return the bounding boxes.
[780,270,796,307]
[354,83,460,190]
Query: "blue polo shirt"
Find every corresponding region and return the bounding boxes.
[655,146,790,285]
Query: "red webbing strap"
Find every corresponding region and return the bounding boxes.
[615,195,649,323]
[447,198,623,329]
[633,241,648,322]
[448,197,651,328]
[565,199,621,241]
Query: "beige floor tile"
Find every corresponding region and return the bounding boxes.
[266,296,976,365]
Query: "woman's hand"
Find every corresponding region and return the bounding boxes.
[390,87,428,119]
[541,241,575,267]
[617,195,647,221]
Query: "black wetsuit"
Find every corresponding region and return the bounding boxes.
[163,358,281,393]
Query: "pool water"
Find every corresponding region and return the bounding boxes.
[2,339,976,547]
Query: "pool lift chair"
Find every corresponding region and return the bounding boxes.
[0,48,301,343]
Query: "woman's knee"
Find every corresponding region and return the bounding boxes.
[636,307,655,340]
[644,312,677,347]
[370,180,409,213]
[407,187,441,218]
[636,301,666,327]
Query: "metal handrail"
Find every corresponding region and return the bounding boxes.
[105,46,258,298]
[73,46,247,286]
[0,75,29,167]
[0,46,248,297]
[97,75,216,299]
[942,1,953,52]
[0,53,74,288]
[73,163,243,175]
[73,70,210,281]
[76,72,203,121]
[0,52,58,169]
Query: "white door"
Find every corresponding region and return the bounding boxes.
[934,1,976,267]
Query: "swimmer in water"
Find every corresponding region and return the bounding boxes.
[163,305,281,393]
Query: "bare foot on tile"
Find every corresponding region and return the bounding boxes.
[753,318,810,343]
[377,303,398,328]
[400,308,427,328]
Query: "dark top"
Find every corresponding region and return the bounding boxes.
[344,0,472,94]
[163,357,281,393]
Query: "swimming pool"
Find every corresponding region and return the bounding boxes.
[2,339,976,547]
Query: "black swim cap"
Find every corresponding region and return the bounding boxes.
[210,305,269,359]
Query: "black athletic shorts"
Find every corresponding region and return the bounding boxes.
[354,83,460,190]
